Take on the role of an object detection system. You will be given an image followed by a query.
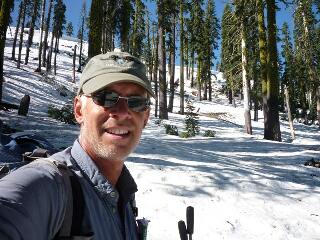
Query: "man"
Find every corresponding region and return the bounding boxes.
[0,51,154,239]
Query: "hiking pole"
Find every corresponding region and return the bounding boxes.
[186,206,194,240]
[178,220,188,240]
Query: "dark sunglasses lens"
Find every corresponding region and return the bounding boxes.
[104,92,119,107]
[92,91,118,107]
[128,97,150,112]
[92,91,149,112]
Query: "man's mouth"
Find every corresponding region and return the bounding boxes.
[106,128,129,136]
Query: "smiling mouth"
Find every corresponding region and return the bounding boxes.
[106,128,130,136]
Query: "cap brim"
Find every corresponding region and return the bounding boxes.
[81,73,155,98]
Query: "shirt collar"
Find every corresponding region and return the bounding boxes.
[70,139,138,204]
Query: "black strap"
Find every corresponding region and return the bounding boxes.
[69,173,85,235]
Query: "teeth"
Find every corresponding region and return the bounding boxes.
[107,129,129,135]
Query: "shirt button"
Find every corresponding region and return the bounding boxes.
[110,191,116,198]
[112,207,116,213]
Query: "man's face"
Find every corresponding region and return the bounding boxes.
[74,82,150,162]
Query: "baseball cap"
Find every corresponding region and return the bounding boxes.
[77,51,155,98]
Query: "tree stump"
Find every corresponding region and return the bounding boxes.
[18,95,30,116]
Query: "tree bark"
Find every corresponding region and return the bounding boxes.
[12,1,23,60]
[284,86,295,139]
[0,0,14,102]
[72,45,77,83]
[158,1,168,119]
[265,0,281,141]
[168,14,176,113]
[241,22,252,134]
[25,0,39,64]
[42,0,54,67]
[17,0,27,69]
[36,0,47,72]
[179,0,185,115]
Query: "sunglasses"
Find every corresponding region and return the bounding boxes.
[90,91,151,112]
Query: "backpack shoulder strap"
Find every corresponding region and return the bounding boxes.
[33,158,87,239]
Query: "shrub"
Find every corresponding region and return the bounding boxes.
[203,130,216,137]
[184,99,200,137]
[179,131,191,138]
[164,124,179,136]
[48,104,76,125]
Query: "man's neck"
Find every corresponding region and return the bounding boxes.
[94,158,124,186]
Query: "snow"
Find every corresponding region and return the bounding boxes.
[2,27,320,240]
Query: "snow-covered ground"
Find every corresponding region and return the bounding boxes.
[2,28,320,240]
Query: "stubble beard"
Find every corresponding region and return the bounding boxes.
[80,127,120,161]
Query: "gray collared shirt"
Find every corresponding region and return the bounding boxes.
[0,140,139,240]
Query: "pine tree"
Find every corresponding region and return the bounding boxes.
[66,22,73,36]
[17,0,28,69]
[25,0,40,64]
[152,22,159,118]
[157,0,168,119]
[118,0,132,52]
[42,0,54,67]
[53,0,66,75]
[12,0,23,61]
[179,0,187,114]
[131,0,146,58]
[220,4,241,107]
[234,0,253,135]
[0,0,15,101]
[202,0,219,101]
[294,0,320,125]
[35,0,47,72]
[167,0,177,113]
[77,0,86,72]
[183,99,200,137]
[143,10,153,81]
[191,0,204,101]
[88,0,103,58]
[264,0,281,141]
[281,22,297,115]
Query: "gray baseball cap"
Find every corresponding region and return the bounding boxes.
[77,51,155,97]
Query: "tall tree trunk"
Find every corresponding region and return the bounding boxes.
[299,1,320,127]
[53,37,59,75]
[284,86,295,139]
[191,50,194,87]
[168,14,176,113]
[265,0,281,141]
[25,0,39,64]
[78,14,85,72]
[88,0,103,58]
[36,0,47,72]
[42,0,54,67]
[158,1,168,119]
[241,22,252,135]
[197,58,202,101]
[153,24,159,118]
[12,1,23,60]
[257,0,271,139]
[0,0,15,102]
[46,28,55,71]
[17,0,27,69]
[73,45,77,83]
[180,0,185,114]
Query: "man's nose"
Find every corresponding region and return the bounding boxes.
[109,98,131,119]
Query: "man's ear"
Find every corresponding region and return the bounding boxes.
[74,96,84,124]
